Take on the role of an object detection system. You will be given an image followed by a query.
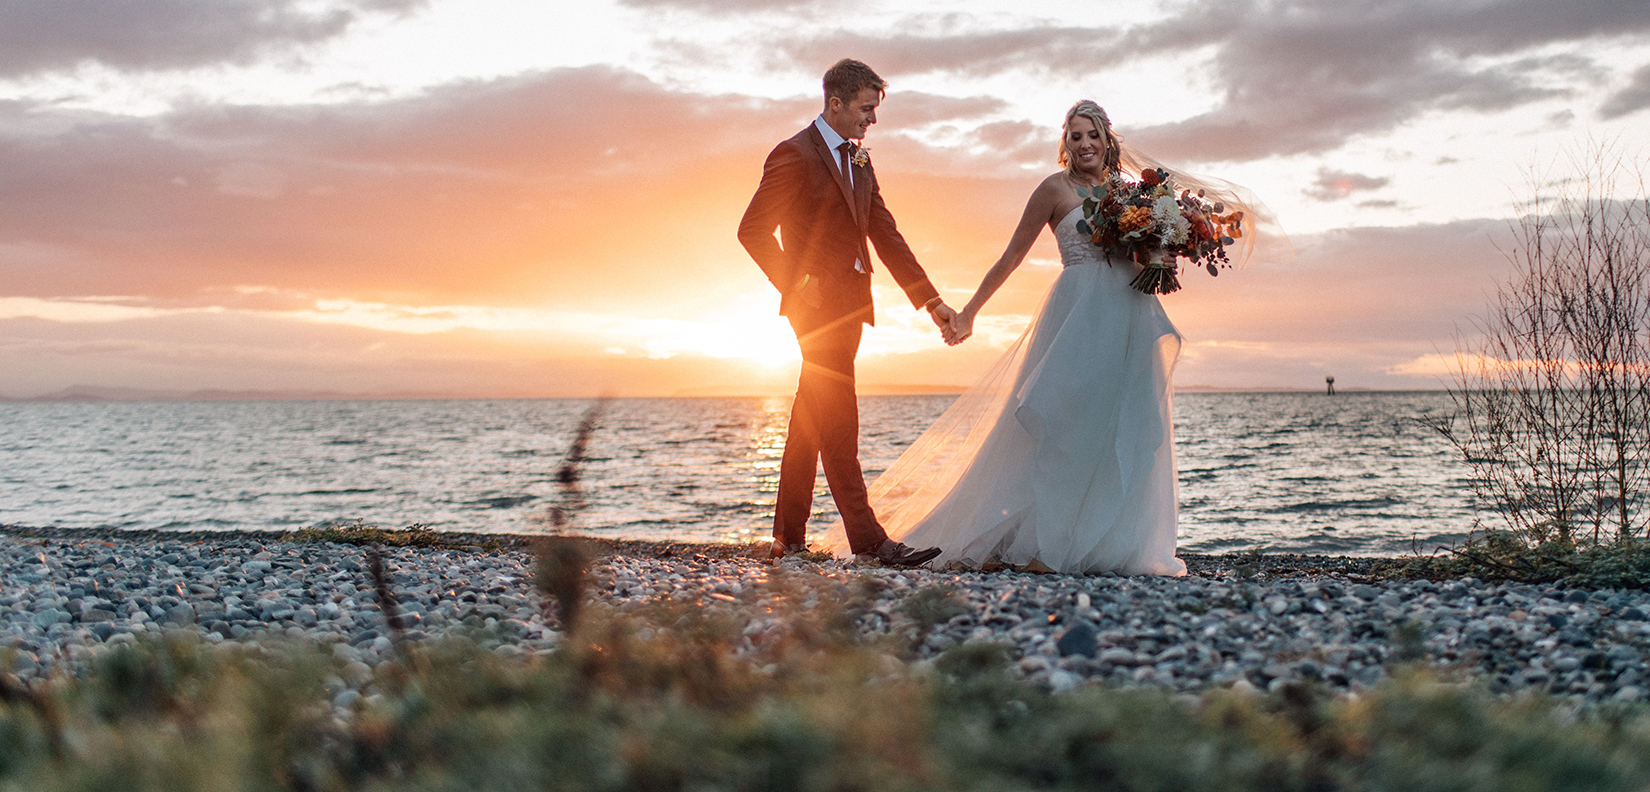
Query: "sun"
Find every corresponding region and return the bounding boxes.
[634,300,801,368]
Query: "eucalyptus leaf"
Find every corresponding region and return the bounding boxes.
[1207,263,1219,276]
[1075,219,1091,235]
[1220,236,1234,245]
[1076,186,1090,199]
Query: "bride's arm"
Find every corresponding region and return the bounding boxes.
[951,177,1063,341]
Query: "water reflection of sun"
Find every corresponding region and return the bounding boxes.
[747,396,791,496]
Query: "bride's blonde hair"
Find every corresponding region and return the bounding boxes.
[1058,100,1121,179]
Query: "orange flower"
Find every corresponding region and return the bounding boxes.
[1117,206,1153,233]
[1140,168,1163,187]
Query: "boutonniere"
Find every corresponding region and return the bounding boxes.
[850,144,870,168]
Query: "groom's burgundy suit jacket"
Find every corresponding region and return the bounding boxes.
[738,124,940,326]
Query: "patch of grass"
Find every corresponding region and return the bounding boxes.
[287,521,502,552]
[899,585,968,632]
[8,575,1650,791]
[1389,528,1650,589]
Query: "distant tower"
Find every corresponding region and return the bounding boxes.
[1326,375,1336,395]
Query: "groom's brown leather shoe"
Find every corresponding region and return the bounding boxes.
[860,540,942,568]
[770,540,810,559]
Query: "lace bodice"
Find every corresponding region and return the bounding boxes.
[1054,206,1109,268]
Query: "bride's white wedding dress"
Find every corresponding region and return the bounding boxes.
[822,205,1186,575]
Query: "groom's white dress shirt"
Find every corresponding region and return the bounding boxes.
[813,115,865,273]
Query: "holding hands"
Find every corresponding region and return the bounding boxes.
[946,310,973,345]
[926,299,973,346]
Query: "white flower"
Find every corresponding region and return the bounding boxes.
[1153,195,1189,246]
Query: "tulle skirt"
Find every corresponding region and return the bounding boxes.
[822,257,1186,576]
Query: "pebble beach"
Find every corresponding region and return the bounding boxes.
[5,526,1650,706]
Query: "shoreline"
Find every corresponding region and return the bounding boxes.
[1,524,1402,580]
[2,524,1647,706]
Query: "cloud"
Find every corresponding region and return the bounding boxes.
[0,0,424,78]
[1164,217,1516,389]
[1104,0,1646,162]
[876,92,1006,126]
[0,213,1524,395]
[0,311,803,398]
[1601,63,1650,119]
[0,66,826,311]
[619,0,830,14]
[1303,168,1391,202]
[0,61,1071,360]
[780,0,1650,162]
[775,27,1128,78]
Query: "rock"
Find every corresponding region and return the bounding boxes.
[1018,656,1051,674]
[1055,621,1098,658]
[79,608,115,623]
[1615,686,1645,702]
[166,604,196,626]
[1046,669,1082,692]
[1619,607,1648,622]
[1098,648,1136,666]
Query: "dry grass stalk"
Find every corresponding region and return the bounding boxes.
[367,546,405,649]
[535,398,609,633]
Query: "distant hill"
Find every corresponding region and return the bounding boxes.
[7,385,454,402]
[2,383,1386,402]
[674,383,968,397]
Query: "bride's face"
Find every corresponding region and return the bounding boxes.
[1066,116,1107,175]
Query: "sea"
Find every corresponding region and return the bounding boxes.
[0,392,1481,556]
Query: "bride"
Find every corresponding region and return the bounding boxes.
[821,100,1282,575]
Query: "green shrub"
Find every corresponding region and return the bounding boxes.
[7,581,1650,790]
[1393,528,1650,588]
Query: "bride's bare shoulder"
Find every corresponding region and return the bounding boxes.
[1031,172,1081,222]
[1034,172,1072,194]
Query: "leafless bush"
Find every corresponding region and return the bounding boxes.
[1432,146,1650,548]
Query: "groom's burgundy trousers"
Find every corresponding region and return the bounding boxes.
[774,309,887,554]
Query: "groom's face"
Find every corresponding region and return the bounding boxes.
[825,87,880,140]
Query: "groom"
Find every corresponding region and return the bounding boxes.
[738,59,950,567]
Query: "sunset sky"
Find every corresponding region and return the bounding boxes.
[3,0,1650,398]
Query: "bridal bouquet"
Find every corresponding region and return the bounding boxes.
[1075,168,1245,295]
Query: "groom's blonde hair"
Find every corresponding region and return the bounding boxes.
[823,59,886,108]
[1058,100,1122,178]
